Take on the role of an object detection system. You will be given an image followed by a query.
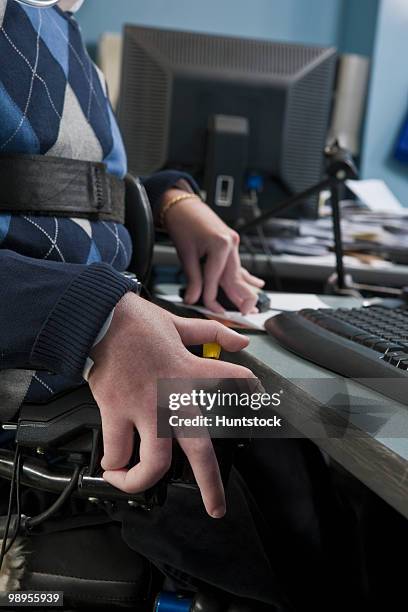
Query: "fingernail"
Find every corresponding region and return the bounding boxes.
[211,306,225,314]
[210,506,226,519]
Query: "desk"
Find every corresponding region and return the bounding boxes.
[154,244,408,288]
[158,287,408,519]
[236,329,408,520]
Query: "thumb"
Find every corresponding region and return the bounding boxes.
[100,413,134,471]
[173,318,249,352]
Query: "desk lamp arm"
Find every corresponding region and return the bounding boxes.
[237,144,358,292]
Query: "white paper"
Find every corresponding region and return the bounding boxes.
[266,293,328,312]
[346,179,404,213]
[282,253,390,268]
[159,293,329,331]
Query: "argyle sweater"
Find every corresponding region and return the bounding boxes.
[0,0,195,405]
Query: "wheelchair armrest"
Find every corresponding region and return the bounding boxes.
[16,385,100,451]
[2,385,238,510]
[124,174,154,285]
[0,386,166,508]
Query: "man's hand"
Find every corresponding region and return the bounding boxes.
[88,293,256,518]
[162,191,265,315]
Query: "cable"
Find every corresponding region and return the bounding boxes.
[3,452,22,556]
[255,225,283,291]
[240,235,259,277]
[0,454,80,563]
[0,445,20,571]
[26,464,81,530]
[240,232,281,291]
[238,196,283,291]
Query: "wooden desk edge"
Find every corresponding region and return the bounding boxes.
[230,349,408,520]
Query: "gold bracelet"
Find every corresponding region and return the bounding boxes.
[159,193,202,228]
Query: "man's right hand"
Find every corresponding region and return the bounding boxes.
[88,293,256,519]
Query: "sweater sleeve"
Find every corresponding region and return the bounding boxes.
[141,170,200,220]
[0,250,137,382]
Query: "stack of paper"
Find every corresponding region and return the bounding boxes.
[346,179,404,213]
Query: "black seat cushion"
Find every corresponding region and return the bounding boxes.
[21,521,158,609]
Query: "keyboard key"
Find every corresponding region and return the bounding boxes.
[372,341,402,354]
[361,336,383,348]
[384,352,408,365]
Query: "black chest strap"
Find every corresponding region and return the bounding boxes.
[0,155,125,224]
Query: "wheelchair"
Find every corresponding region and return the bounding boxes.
[0,176,255,611]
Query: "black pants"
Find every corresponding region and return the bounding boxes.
[108,439,362,611]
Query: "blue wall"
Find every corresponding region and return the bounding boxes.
[77,0,343,48]
[338,0,379,57]
[360,0,408,205]
[77,0,381,55]
[77,0,408,205]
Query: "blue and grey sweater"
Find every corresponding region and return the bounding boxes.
[0,0,193,405]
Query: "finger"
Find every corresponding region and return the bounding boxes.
[248,306,259,314]
[223,281,258,315]
[240,293,259,315]
[220,286,245,310]
[100,415,134,471]
[174,317,249,352]
[202,239,232,312]
[178,436,226,518]
[103,434,172,494]
[242,268,265,288]
[179,249,203,304]
[219,250,258,314]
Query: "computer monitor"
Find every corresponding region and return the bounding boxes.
[118,25,337,222]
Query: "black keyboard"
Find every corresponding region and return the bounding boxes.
[265,305,408,406]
